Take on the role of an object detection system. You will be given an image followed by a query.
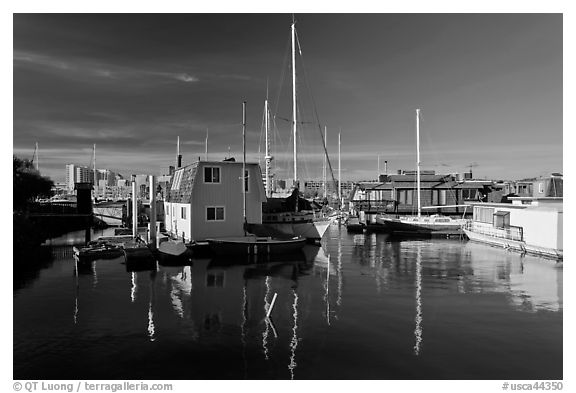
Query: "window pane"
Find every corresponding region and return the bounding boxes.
[213,168,220,183]
[207,207,215,220]
[244,170,249,192]
[216,207,224,220]
[204,167,211,182]
[439,190,446,205]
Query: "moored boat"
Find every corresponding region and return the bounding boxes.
[73,241,124,261]
[345,215,364,233]
[207,236,306,256]
[376,109,467,237]
[377,214,466,237]
[462,198,563,260]
[259,18,337,241]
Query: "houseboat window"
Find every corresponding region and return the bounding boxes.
[432,189,446,205]
[473,206,494,223]
[244,170,250,193]
[206,272,225,287]
[171,169,184,190]
[462,189,476,200]
[539,182,545,194]
[397,190,413,205]
[206,206,225,221]
[439,190,446,205]
[204,167,221,183]
[493,211,510,228]
[181,207,186,219]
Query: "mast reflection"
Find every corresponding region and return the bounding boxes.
[288,289,299,380]
[414,245,422,356]
[130,272,137,303]
[148,271,156,342]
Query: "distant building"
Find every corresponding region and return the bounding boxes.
[65,164,93,192]
[303,180,355,199]
[349,171,495,216]
[515,174,562,198]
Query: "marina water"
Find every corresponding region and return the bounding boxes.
[14,225,562,380]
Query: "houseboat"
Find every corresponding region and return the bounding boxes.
[164,160,266,243]
[463,197,563,260]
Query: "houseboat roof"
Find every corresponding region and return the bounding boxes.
[465,198,563,212]
[165,160,264,204]
[387,174,450,183]
[454,181,494,189]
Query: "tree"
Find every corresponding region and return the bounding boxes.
[13,156,54,211]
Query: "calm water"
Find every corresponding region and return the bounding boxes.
[13,225,563,380]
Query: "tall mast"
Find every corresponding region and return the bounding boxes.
[416,109,421,218]
[291,20,298,188]
[323,126,327,198]
[377,155,380,180]
[176,136,182,168]
[205,129,209,161]
[338,130,342,209]
[33,142,39,171]
[93,144,97,197]
[264,99,273,197]
[242,101,247,234]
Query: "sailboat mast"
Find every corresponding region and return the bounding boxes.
[416,109,421,218]
[242,101,247,234]
[93,144,97,197]
[205,129,209,161]
[338,131,342,208]
[265,99,272,197]
[291,21,298,188]
[33,142,39,171]
[323,126,327,198]
[176,136,182,168]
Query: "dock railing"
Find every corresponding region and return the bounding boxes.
[465,221,523,241]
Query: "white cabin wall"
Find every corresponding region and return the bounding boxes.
[511,209,562,251]
[191,163,263,241]
[164,202,193,241]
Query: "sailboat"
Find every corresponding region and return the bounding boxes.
[377,109,467,237]
[207,102,306,257]
[260,19,336,241]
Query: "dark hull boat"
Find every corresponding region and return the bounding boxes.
[73,238,125,261]
[376,215,466,237]
[206,236,306,257]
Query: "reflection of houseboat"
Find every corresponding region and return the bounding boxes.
[463,197,563,260]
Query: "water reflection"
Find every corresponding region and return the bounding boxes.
[465,242,562,312]
[13,226,563,380]
[131,272,137,302]
[148,271,156,342]
[288,289,299,380]
[414,244,422,356]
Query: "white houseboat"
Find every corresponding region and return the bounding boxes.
[463,197,563,260]
[164,160,266,242]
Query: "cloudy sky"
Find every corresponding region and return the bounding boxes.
[13,13,562,183]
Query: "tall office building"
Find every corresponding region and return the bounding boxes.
[65,164,94,192]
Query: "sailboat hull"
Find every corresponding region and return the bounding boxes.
[377,216,466,237]
[206,236,306,256]
[262,214,334,241]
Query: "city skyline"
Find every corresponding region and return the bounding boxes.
[13,13,563,183]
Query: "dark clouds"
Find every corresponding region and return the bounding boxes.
[13,13,562,182]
